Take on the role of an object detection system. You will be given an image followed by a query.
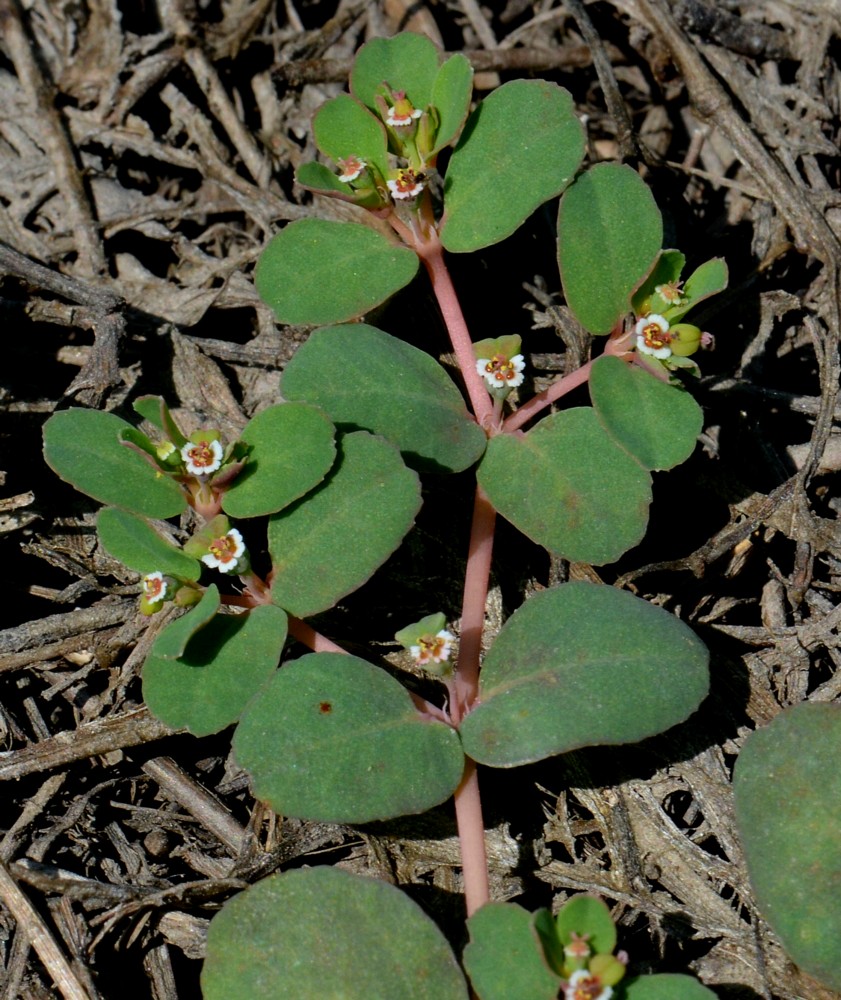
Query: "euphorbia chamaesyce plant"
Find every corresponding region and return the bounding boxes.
[43,32,734,1000]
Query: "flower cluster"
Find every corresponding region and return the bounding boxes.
[395,613,456,676]
[472,334,526,397]
[410,629,455,666]
[183,515,250,577]
[329,86,434,209]
[139,571,202,616]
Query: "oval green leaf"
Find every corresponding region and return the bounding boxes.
[441,80,585,253]
[255,219,419,326]
[667,257,728,323]
[555,896,616,955]
[97,508,200,580]
[202,867,468,1000]
[143,604,287,737]
[589,356,703,471]
[622,974,720,999]
[295,161,359,201]
[234,652,464,822]
[733,703,841,992]
[350,32,441,114]
[312,93,390,179]
[269,431,421,617]
[459,582,709,767]
[281,323,486,473]
[477,408,652,565]
[43,409,186,518]
[558,163,663,334]
[222,402,336,518]
[430,53,473,154]
[151,585,220,660]
[463,903,561,1000]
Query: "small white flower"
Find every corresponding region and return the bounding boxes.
[476,353,526,389]
[654,281,685,304]
[202,528,245,573]
[142,571,168,604]
[410,630,455,666]
[387,170,425,200]
[337,156,367,183]
[386,106,422,127]
[634,313,672,359]
[565,969,612,1000]
[181,438,223,476]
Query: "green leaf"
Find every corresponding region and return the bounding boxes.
[441,80,585,253]
[280,323,486,473]
[668,257,728,323]
[202,867,469,1000]
[463,903,561,1000]
[312,93,390,179]
[152,585,220,660]
[733,703,841,993]
[269,431,421,617]
[350,32,441,114]
[43,409,186,518]
[558,163,663,334]
[430,53,473,154]
[459,582,709,767]
[97,508,200,580]
[143,605,287,737]
[234,652,464,822]
[589,356,703,471]
[295,161,359,201]
[477,408,652,565]
[621,974,719,999]
[630,249,686,316]
[222,403,336,518]
[555,896,616,954]
[255,220,419,326]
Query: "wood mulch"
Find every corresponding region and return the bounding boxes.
[1,0,840,997]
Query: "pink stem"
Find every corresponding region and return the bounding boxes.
[453,757,490,916]
[451,485,496,722]
[417,236,493,427]
[503,358,595,433]
[288,617,349,655]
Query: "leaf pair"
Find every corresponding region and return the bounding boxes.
[42,401,337,520]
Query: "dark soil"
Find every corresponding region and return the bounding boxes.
[1,0,840,997]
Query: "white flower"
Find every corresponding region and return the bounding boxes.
[142,571,167,604]
[654,281,685,304]
[181,438,223,476]
[387,170,425,200]
[410,630,455,666]
[475,353,526,388]
[386,105,422,127]
[337,156,367,183]
[634,313,672,359]
[564,969,612,1000]
[202,528,245,573]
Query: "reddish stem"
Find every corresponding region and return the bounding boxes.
[387,203,493,427]
[450,485,496,723]
[453,757,490,917]
[287,617,349,655]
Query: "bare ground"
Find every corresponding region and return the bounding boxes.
[1,0,840,997]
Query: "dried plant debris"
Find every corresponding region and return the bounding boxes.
[0,0,840,995]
